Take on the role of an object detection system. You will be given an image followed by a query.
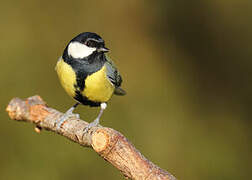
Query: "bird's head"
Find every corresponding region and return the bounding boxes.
[66,32,109,59]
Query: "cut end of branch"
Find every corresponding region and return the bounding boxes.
[92,129,110,152]
[6,97,27,120]
[6,95,49,123]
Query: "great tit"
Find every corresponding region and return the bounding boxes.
[55,32,126,132]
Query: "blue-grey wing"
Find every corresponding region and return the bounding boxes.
[105,56,126,95]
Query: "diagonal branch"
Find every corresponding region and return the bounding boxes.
[6,95,176,180]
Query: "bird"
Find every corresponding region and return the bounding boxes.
[55,32,126,132]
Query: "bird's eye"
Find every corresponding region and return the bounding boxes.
[86,40,96,47]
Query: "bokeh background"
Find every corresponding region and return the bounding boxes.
[1,0,251,179]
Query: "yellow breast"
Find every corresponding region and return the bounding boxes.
[56,58,115,103]
[82,65,115,102]
[55,58,77,98]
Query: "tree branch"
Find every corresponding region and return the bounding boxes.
[6,95,176,180]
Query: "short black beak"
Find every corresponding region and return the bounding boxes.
[98,47,109,53]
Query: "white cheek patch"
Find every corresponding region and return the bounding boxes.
[68,42,96,58]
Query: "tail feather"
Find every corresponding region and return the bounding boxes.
[114,87,126,96]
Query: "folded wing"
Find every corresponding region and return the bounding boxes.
[105,56,126,96]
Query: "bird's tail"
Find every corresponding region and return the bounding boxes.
[114,87,126,96]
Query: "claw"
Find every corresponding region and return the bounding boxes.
[56,112,80,129]
[83,118,100,133]
[55,103,79,129]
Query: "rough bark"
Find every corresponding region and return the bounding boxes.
[6,95,176,180]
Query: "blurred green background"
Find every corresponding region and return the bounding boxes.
[1,0,251,179]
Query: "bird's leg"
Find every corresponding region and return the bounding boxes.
[56,103,80,129]
[83,102,107,133]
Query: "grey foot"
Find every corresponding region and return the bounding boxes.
[83,103,107,133]
[56,112,79,129]
[83,118,100,133]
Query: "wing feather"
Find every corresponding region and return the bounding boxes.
[105,56,126,95]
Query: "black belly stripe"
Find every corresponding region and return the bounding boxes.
[74,90,101,107]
